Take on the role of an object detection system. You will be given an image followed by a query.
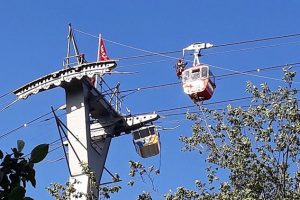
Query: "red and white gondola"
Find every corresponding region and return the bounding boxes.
[177,43,216,102]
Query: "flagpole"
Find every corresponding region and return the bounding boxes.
[95,33,102,88]
[97,33,102,61]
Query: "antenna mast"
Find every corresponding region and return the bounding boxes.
[65,23,81,68]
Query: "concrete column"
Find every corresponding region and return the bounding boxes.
[64,80,111,199]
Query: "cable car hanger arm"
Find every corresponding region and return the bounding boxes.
[183,43,213,65]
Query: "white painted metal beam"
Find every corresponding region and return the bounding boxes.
[64,80,111,199]
[13,60,117,99]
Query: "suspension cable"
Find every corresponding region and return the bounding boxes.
[74,28,300,60]
[2,60,299,141]
[0,91,13,99]
[0,106,62,140]
[204,41,300,57]
[213,33,300,48]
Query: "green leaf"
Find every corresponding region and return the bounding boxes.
[0,171,4,183]
[24,197,34,200]
[12,148,20,158]
[0,150,3,159]
[28,168,36,187]
[8,186,26,200]
[30,144,49,164]
[17,140,25,152]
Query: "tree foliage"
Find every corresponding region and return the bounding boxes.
[52,68,300,200]
[47,162,121,200]
[128,161,159,189]
[176,66,300,199]
[0,141,49,200]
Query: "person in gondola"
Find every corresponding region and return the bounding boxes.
[175,59,187,78]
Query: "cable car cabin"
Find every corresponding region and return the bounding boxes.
[182,64,216,102]
[132,125,160,158]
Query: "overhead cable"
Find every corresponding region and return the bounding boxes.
[0,91,13,100]
[207,63,300,84]
[82,31,300,82]
[2,30,298,104]
[216,62,300,79]
[0,95,250,142]
[156,96,252,114]
[213,33,300,48]
[116,41,300,60]
[52,107,74,176]
[204,41,300,57]
[74,28,300,60]
[0,106,61,140]
[105,62,300,98]
[0,99,20,113]
[2,60,299,141]
[23,138,64,159]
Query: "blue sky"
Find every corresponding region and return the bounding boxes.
[1,1,300,199]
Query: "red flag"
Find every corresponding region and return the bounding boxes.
[99,38,110,61]
[91,34,110,87]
